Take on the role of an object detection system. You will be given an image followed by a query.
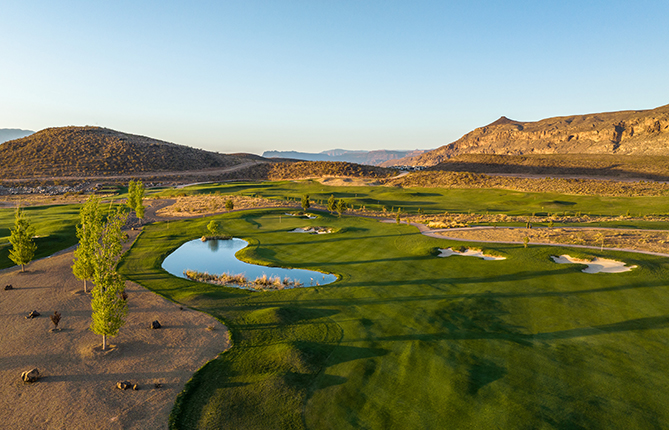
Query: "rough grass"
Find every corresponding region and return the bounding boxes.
[0,204,81,270]
[119,209,669,429]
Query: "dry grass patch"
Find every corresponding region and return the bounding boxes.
[438,227,669,254]
[157,194,296,217]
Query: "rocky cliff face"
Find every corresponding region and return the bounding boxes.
[390,104,669,166]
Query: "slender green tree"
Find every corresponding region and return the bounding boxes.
[90,209,129,351]
[126,180,137,211]
[126,180,145,219]
[327,195,336,213]
[301,194,310,211]
[135,181,145,219]
[73,196,103,293]
[336,199,347,217]
[9,207,37,272]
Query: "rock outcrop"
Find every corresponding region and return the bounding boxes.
[387,104,669,167]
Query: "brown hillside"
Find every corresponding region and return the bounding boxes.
[0,126,264,178]
[389,104,669,167]
[267,161,393,180]
[428,153,669,182]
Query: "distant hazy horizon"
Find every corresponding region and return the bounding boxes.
[2,1,668,155]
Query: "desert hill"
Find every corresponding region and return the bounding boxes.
[384,104,669,167]
[0,126,264,178]
[263,148,425,166]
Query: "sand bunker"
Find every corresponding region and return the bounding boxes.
[290,226,332,234]
[438,248,506,260]
[285,213,317,219]
[551,255,637,273]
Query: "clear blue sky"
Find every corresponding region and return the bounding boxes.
[2,1,668,155]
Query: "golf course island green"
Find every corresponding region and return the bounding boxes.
[117,207,669,429]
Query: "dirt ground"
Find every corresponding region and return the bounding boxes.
[0,231,230,429]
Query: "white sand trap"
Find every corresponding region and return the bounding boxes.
[285,213,318,219]
[551,255,637,273]
[438,248,506,260]
[290,227,332,234]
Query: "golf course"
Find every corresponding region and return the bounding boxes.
[114,181,669,429]
[3,181,669,429]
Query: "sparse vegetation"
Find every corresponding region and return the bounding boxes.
[184,269,303,290]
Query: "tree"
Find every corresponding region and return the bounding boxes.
[396,212,401,224]
[90,209,129,351]
[336,199,347,217]
[225,199,234,211]
[135,181,145,219]
[523,236,529,248]
[327,195,336,213]
[126,180,137,211]
[126,180,145,219]
[301,194,310,212]
[207,220,220,236]
[73,196,103,293]
[9,207,37,272]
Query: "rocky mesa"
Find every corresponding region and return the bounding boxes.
[385,104,669,167]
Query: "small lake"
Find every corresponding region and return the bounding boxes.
[162,238,337,287]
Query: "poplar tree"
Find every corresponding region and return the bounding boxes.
[73,196,103,293]
[327,195,336,213]
[90,209,129,351]
[126,180,145,220]
[336,199,347,217]
[9,207,37,272]
[126,180,137,211]
[135,181,145,219]
[301,194,310,211]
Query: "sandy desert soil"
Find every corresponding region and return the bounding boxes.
[0,232,230,429]
[430,226,669,255]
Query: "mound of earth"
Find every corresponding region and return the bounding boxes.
[0,126,264,178]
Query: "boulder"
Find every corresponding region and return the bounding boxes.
[21,368,39,383]
[4,284,13,290]
[116,381,131,390]
[151,320,161,329]
[132,384,139,391]
[25,310,40,319]
[154,383,162,389]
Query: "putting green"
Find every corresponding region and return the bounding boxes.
[119,209,669,430]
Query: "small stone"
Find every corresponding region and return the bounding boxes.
[116,381,131,390]
[4,284,13,290]
[151,320,161,329]
[21,368,40,383]
[25,310,40,319]
[132,384,139,390]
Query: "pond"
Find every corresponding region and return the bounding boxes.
[162,238,337,288]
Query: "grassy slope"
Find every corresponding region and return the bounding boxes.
[0,204,81,270]
[119,209,669,430]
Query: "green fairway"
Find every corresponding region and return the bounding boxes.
[155,180,669,218]
[119,209,669,430]
[0,204,82,270]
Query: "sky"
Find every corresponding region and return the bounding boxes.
[2,1,668,155]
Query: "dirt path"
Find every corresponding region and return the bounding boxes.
[0,231,230,430]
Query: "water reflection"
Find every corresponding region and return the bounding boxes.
[161,238,337,287]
